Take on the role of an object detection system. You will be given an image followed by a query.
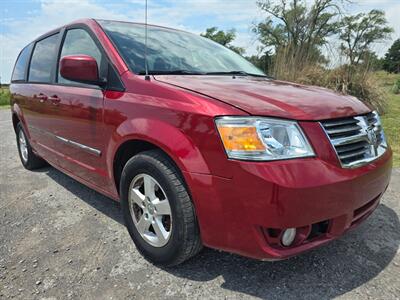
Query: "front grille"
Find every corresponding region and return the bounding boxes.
[321,111,387,168]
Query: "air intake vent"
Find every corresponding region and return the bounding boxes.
[321,111,387,168]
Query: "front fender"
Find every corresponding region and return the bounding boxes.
[107,117,211,179]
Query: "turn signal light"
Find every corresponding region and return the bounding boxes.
[217,126,265,151]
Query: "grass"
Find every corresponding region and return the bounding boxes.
[0,86,11,106]
[374,71,400,167]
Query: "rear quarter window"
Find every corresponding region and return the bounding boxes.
[11,44,33,82]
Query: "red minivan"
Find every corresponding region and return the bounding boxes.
[10,19,392,266]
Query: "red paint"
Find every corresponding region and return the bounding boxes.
[154,75,371,120]
[60,55,99,83]
[10,19,392,261]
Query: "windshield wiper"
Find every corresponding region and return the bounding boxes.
[204,71,271,78]
[138,70,272,78]
[138,70,205,75]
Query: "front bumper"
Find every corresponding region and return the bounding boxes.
[183,148,392,260]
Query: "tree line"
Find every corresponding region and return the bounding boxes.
[200,0,398,112]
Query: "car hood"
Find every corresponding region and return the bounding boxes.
[154,75,371,120]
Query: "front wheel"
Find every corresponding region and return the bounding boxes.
[120,150,202,266]
[16,123,47,170]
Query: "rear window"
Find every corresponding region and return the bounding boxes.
[11,44,33,82]
[28,33,60,83]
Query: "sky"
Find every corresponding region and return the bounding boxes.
[1,0,399,83]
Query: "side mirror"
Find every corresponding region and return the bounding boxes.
[60,55,102,85]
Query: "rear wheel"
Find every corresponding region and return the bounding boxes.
[16,123,46,170]
[120,150,202,266]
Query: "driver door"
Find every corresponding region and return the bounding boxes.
[47,27,110,190]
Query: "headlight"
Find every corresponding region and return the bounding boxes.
[372,111,388,147]
[215,117,315,161]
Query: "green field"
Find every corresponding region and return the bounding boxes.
[375,71,400,167]
[0,86,11,107]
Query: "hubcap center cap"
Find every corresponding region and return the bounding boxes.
[147,203,155,215]
[144,197,155,215]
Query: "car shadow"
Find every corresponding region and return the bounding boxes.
[43,166,123,225]
[43,166,399,300]
[166,202,399,299]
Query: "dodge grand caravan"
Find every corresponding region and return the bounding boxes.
[10,19,392,266]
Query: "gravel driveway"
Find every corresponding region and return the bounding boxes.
[0,109,399,300]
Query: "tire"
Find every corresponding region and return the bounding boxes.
[16,123,47,170]
[120,149,202,266]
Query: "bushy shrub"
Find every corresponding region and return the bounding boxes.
[326,66,387,113]
[0,87,11,106]
[392,79,400,94]
[280,65,388,114]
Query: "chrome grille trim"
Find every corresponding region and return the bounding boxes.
[322,118,359,128]
[335,141,369,154]
[320,111,387,168]
[339,148,370,160]
[325,124,362,135]
[331,133,369,146]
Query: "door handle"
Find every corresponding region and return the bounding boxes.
[35,93,48,103]
[48,95,61,105]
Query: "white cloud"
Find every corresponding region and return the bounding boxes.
[350,1,400,56]
[0,0,132,83]
[383,3,400,47]
[0,0,263,82]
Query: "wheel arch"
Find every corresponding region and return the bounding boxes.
[112,139,163,193]
[11,103,28,136]
[109,118,210,196]
[12,112,20,133]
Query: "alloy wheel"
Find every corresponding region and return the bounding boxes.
[128,174,172,247]
[19,130,28,163]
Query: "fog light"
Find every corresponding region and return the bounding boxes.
[281,228,296,246]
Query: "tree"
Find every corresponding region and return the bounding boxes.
[246,50,274,74]
[383,39,400,73]
[339,10,393,66]
[253,0,342,78]
[201,27,245,55]
[361,50,384,71]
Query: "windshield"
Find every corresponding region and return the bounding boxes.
[97,20,265,76]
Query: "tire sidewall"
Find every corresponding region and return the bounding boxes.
[120,154,187,265]
[16,123,31,169]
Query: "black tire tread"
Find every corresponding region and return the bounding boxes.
[16,123,47,170]
[122,149,202,266]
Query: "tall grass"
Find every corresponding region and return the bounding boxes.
[273,59,388,113]
[0,87,11,106]
[375,71,400,166]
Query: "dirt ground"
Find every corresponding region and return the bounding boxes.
[0,109,399,300]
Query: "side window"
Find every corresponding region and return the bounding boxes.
[28,33,60,83]
[11,43,33,82]
[58,29,102,84]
